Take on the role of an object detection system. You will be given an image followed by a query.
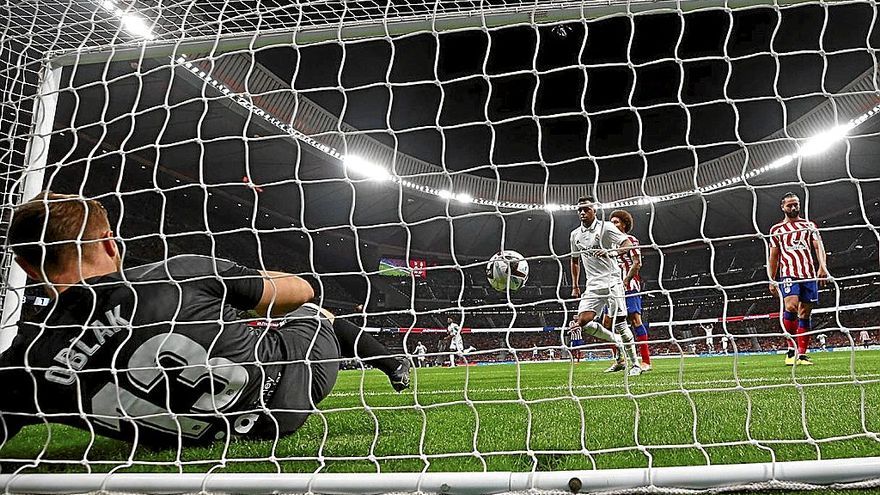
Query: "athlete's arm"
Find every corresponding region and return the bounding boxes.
[570,232,581,297]
[623,243,641,288]
[570,257,581,298]
[812,231,829,286]
[767,246,780,296]
[612,238,633,258]
[254,271,315,317]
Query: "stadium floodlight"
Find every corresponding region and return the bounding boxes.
[437,189,453,199]
[797,123,853,157]
[455,192,473,203]
[543,203,561,212]
[119,14,155,39]
[343,155,391,181]
[95,0,156,40]
[769,155,794,169]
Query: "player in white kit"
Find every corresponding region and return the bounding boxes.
[569,196,641,376]
[702,323,715,353]
[446,317,475,367]
[720,335,729,355]
[414,341,428,367]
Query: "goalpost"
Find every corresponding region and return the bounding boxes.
[2,0,880,493]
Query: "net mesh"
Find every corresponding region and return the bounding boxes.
[1,0,879,491]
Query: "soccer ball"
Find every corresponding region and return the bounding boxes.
[486,250,529,292]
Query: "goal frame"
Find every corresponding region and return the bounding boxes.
[0,456,878,493]
[2,0,879,492]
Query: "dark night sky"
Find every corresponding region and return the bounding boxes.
[257,3,879,183]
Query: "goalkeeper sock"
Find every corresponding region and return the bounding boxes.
[797,318,811,356]
[333,318,400,376]
[614,321,638,366]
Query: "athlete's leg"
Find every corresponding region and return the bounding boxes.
[782,294,800,362]
[796,301,814,358]
[334,317,405,378]
[628,310,650,367]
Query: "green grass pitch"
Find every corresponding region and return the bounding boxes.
[2,350,879,475]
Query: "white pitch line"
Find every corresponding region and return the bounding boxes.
[330,373,880,398]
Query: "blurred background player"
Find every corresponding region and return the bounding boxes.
[701,322,716,353]
[768,192,829,366]
[567,319,584,362]
[569,197,641,376]
[860,329,873,348]
[817,333,828,351]
[414,341,427,367]
[446,317,475,367]
[608,209,651,371]
[721,334,730,355]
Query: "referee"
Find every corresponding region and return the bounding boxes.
[0,191,409,447]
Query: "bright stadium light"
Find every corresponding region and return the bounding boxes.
[797,123,852,157]
[94,0,156,40]
[438,189,453,199]
[119,13,156,39]
[455,192,473,203]
[768,155,794,169]
[343,155,391,181]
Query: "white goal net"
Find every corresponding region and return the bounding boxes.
[1,0,880,493]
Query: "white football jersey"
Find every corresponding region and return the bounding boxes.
[570,218,630,290]
[447,322,461,337]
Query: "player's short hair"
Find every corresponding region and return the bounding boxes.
[8,191,111,275]
[781,192,799,204]
[576,196,595,208]
[610,210,634,233]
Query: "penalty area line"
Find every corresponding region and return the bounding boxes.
[331,373,880,398]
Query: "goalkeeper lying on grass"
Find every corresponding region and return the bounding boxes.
[0,191,409,447]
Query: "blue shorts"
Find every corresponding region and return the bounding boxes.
[625,290,642,315]
[778,278,819,304]
[570,339,584,347]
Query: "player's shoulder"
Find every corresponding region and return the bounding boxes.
[627,234,640,245]
[769,220,788,232]
[124,255,248,282]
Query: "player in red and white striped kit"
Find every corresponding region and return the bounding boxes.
[767,192,829,366]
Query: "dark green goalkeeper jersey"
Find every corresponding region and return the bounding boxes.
[0,255,291,447]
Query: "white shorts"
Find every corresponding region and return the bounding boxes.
[450,338,464,352]
[578,284,626,318]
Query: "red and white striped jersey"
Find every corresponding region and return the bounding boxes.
[769,218,821,279]
[568,326,583,341]
[615,235,642,292]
